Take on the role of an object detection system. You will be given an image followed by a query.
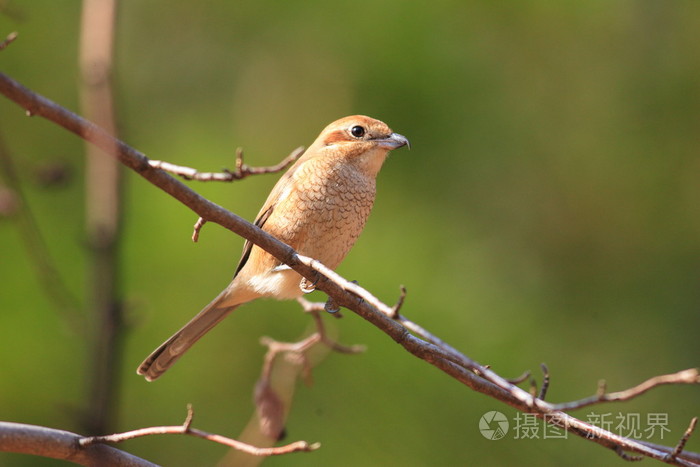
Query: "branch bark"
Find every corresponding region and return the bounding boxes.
[0,422,156,467]
[0,71,698,466]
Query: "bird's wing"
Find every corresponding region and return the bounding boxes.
[231,148,312,279]
[233,203,275,278]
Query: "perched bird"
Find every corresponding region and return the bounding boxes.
[138,115,409,381]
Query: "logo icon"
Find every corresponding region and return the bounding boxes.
[479,411,509,440]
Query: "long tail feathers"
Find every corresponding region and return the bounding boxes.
[137,291,241,381]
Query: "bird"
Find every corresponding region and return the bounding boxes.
[137,115,409,381]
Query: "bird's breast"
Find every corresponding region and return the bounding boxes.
[268,162,377,270]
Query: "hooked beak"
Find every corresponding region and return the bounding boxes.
[377,132,410,150]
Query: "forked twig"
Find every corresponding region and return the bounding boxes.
[666,417,698,462]
[551,369,699,411]
[79,405,318,456]
[149,146,303,182]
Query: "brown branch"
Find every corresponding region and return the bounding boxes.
[0,421,157,467]
[551,369,700,412]
[79,0,124,436]
[79,405,318,457]
[1,72,698,466]
[148,146,303,182]
[293,256,530,404]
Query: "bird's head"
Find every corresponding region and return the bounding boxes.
[304,115,409,177]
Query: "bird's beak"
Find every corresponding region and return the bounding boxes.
[377,132,410,150]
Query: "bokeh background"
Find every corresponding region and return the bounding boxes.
[1,1,699,466]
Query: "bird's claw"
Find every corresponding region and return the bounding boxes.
[299,275,319,294]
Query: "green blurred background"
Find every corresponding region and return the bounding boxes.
[1,1,699,466]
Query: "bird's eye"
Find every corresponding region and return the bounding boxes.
[350,125,366,138]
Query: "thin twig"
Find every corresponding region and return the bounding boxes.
[263,301,364,363]
[307,306,365,354]
[79,405,318,456]
[192,217,206,242]
[529,377,538,399]
[614,446,645,462]
[252,300,366,444]
[539,363,550,401]
[667,418,698,462]
[507,370,531,385]
[0,32,18,51]
[236,146,304,177]
[254,299,367,440]
[390,285,407,318]
[296,297,326,313]
[183,404,194,429]
[259,333,321,382]
[551,369,699,411]
[597,379,608,398]
[149,146,304,182]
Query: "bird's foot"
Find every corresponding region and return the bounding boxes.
[299,274,319,294]
[324,296,340,314]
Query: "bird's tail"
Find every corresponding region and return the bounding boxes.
[137,289,242,381]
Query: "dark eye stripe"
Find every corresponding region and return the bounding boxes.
[324,129,352,145]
